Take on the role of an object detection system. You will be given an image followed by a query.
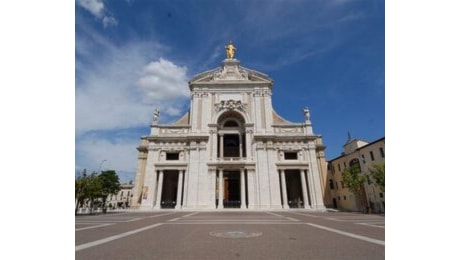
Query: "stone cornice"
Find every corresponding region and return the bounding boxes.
[154,163,188,171]
[146,135,209,142]
[207,161,256,169]
[275,162,310,170]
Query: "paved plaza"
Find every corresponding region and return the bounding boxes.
[76,211,384,259]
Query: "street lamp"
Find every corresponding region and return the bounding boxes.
[97,159,107,213]
[98,159,107,172]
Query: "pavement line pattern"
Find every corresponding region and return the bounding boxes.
[167,222,304,225]
[291,212,321,218]
[168,211,200,222]
[75,223,114,231]
[306,223,385,246]
[181,212,200,218]
[75,223,164,252]
[147,212,178,218]
[265,211,299,221]
[356,222,385,228]
[171,219,292,222]
[76,220,131,223]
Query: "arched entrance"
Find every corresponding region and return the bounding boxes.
[217,111,246,159]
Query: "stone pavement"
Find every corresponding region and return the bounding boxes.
[76,210,384,259]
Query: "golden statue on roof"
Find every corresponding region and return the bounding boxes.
[225,41,236,59]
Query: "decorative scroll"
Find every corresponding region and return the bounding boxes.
[211,65,249,81]
[215,99,245,112]
[274,127,302,133]
[160,128,189,134]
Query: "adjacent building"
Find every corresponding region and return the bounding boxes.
[325,137,385,213]
[131,45,328,211]
[106,183,134,209]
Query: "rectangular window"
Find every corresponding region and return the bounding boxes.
[329,179,334,189]
[361,155,366,164]
[338,164,341,171]
[380,193,384,198]
[343,196,346,200]
[338,196,341,201]
[343,162,346,168]
[379,147,385,158]
[341,181,345,188]
[336,181,339,190]
[284,152,298,160]
[166,152,180,160]
[370,151,375,161]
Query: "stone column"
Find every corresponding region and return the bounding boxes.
[240,168,246,209]
[239,134,243,159]
[307,145,326,210]
[212,130,218,160]
[246,168,256,209]
[218,169,224,209]
[175,170,184,209]
[245,130,252,160]
[300,170,311,208]
[219,134,224,159]
[154,170,164,209]
[280,170,289,209]
[306,169,316,208]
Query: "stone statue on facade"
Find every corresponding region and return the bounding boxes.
[225,41,236,59]
[152,108,160,124]
[303,107,310,121]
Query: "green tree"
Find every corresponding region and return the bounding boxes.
[98,170,121,213]
[369,163,385,192]
[342,165,366,212]
[75,169,88,214]
[86,172,103,214]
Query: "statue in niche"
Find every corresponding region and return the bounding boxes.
[225,41,236,59]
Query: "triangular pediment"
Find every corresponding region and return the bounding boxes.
[190,59,273,84]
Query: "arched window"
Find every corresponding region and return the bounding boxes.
[217,112,246,159]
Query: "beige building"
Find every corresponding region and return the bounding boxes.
[131,45,328,211]
[106,183,134,209]
[325,137,385,213]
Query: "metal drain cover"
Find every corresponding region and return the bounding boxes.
[210,231,262,238]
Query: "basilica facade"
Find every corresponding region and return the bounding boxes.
[131,51,328,211]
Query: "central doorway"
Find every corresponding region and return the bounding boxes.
[224,171,240,208]
[160,171,178,209]
[285,170,304,208]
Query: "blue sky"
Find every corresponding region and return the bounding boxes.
[75,0,384,183]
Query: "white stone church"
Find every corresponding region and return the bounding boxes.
[132,46,328,211]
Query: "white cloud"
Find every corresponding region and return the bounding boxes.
[76,136,139,175]
[137,58,189,102]
[76,0,104,18]
[76,0,118,27]
[76,29,189,135]
[75,21,190,182]
[103,16,118,27]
